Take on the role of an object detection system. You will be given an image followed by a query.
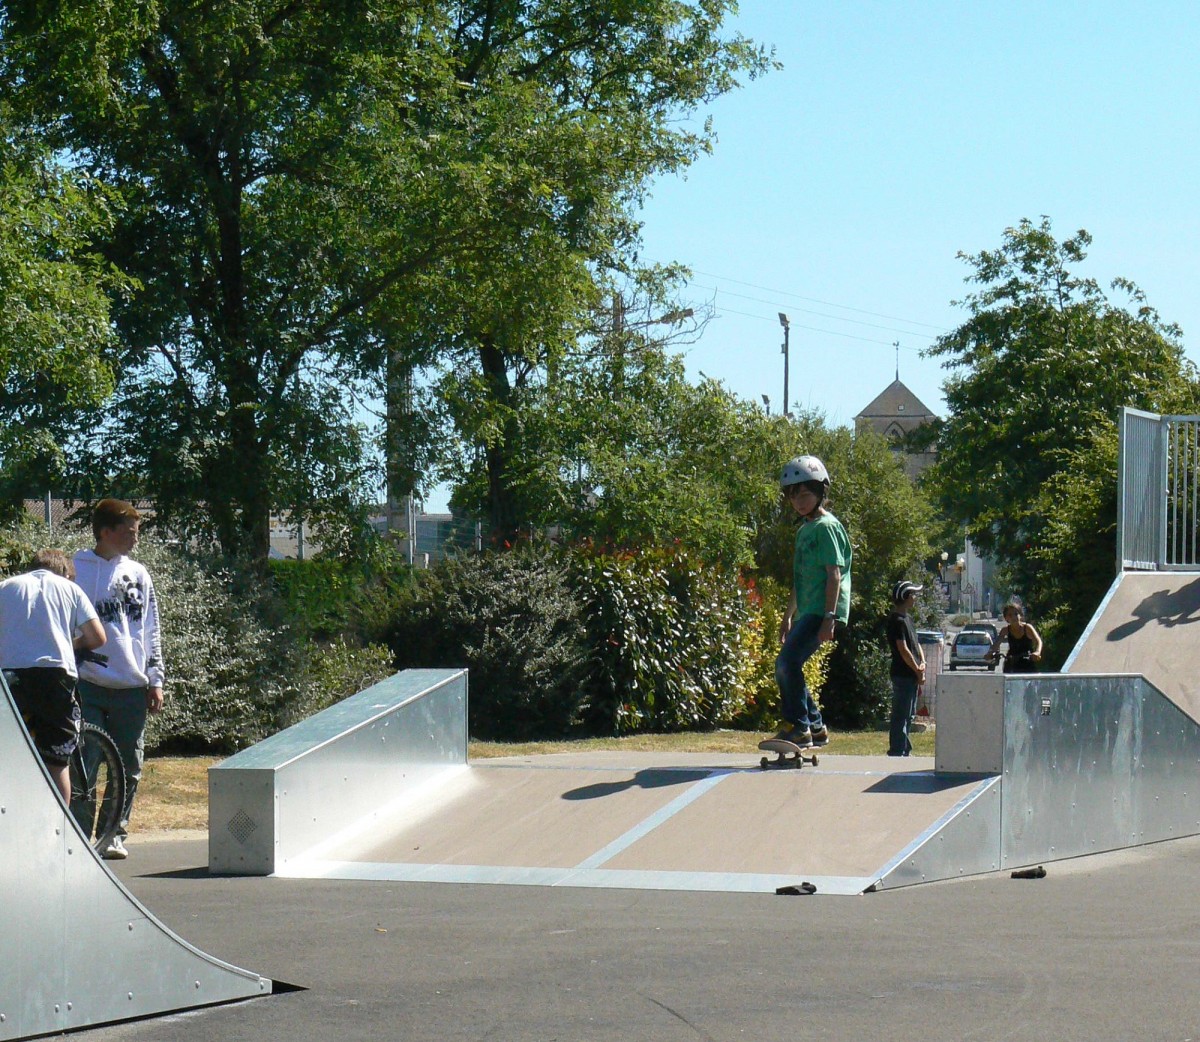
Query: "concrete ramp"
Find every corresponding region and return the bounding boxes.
[1065,569,1200,721]
[1,685,270,1041]
[279,753,998,896]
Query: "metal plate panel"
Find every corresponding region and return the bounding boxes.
[0,682,71,1036]
[0,682,270,1041]
[934,672,1004,773]
[1000,674,1200,867]
[217,668,467,770]
[209,669,468,874]
[1002,676,1140,865]
[1133,677,1200,842]
[873,776,1002,890]
[207,768,278,875]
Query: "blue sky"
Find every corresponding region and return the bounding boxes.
[424,3,1200,511]
[637,1,1200,428]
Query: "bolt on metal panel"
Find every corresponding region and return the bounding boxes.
[0,681,269,1042]
[1000,674,1200,868]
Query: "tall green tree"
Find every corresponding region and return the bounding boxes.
[0,121,129,513]
[383,2,773,541]
[924,218,1199,615]
[1,1,770,560]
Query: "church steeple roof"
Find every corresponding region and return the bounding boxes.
[855,379,937,424]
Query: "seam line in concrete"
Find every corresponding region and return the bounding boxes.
[573,771,733,869]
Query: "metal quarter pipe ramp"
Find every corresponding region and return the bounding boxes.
[1,685,270,1041]
[1064,569,1200,720]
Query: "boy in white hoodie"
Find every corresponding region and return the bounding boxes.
[74,499,165,860]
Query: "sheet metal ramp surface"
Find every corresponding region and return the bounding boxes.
[0,683,270,1042]
[279,752,999,896]
[1065,569,1200,721]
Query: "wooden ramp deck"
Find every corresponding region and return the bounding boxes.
[280,752,993,896]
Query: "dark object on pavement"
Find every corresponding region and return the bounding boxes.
[776,881,818,895]
[1011,865,1047,879]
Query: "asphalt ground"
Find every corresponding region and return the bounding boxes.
[76,831,1200,1042]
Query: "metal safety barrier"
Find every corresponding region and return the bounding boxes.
[1118,407,1200,570]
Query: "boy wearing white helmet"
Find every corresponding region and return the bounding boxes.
[886,580,926,756]
[774,455,852,747]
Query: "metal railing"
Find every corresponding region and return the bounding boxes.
[1118,407,1200,571]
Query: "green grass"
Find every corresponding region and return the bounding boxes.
[468,727,935,759]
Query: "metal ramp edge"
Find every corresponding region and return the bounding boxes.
[1,683,270,1041]
[869,774,1002,891]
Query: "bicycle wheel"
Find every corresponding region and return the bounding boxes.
[69,722,128,852]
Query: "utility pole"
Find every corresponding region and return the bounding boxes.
[778,313,790,418]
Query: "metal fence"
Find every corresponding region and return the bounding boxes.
[1118,407,1200,571]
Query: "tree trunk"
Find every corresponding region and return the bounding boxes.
[477,334,521,547]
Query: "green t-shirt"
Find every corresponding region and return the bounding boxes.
[792,512,852,622]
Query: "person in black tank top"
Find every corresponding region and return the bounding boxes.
[992,603,1043,673]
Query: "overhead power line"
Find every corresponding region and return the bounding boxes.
[710,304,926,350]
[686,267,951,334]
[690,281,941,342]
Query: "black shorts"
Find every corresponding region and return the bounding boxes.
[5,667,81,766]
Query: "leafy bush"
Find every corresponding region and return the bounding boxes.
[568,545,753,735]
[383,547,591,740]
[825,631,891,730]
[3,520,393,751]
[279,638,395,728]
[271,537,419,646]
[141,542,395,751]
[728,574,835,731]
[268,558,359,640]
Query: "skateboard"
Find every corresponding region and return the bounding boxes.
[757,738,819,770]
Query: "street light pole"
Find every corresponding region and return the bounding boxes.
[778,313,790,418]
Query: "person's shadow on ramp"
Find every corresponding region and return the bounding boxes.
[561,769,713,800]
[1107,575,1200,641]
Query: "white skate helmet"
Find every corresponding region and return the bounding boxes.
[780,455,830,490]
[892,580,924,603]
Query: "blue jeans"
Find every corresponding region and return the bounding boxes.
[76,679,148,840]
[888,674,919,756]
[775,614,827,732]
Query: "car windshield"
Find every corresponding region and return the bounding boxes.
[956,633,992,646]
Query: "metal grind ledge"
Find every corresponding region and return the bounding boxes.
[0,683,269,1042]
[209,668,467,875]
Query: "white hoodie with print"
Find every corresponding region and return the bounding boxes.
[73,549,165,689]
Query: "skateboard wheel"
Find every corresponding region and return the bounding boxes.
[759,757,769,769]
[811,754,819,766]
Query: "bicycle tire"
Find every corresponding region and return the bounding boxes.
[69,722,128,852]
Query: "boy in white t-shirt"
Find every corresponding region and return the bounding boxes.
[0,550,106,800]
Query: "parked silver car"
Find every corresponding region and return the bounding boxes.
[948,629,996,670]
[961,621,999,643]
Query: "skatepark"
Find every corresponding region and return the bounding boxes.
[6,407,1200,1040]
